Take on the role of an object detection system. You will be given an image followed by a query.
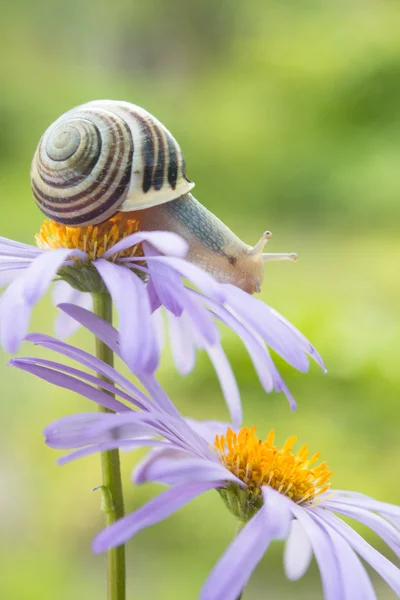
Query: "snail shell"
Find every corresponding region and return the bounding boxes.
[31,100,195,226]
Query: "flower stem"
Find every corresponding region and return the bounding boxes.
[235,522,245,600]
[93,292,126,600]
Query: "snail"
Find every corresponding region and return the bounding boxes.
[31,99,296,294]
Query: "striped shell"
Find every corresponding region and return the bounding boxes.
[30,100,195,226]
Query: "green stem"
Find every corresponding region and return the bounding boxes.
[235,522,245,600]
[93,292,126,600]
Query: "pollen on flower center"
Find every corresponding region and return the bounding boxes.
[214,426,332,504]
[35,213,143,261]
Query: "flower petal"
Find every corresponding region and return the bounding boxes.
[0,265,29,287]
[94,260,159,374]
[284,519,313,581]
[103,231,188,259]
[148,275,219,346]
[328,491,400,519]
[133,446,193,484]
[58,438,168,465]
[321,500,400,557]
[312,507,400,595]
[0,236,43,253]
[10,358,128,413]
[311,511,377,600]
[143,244,184,316]
[22,333,155,411]
[223,283,325,372]
[52,281,93,339]
[11,356,148,411]
[0,248,86,352]
[146,279,162,312]
[86,411,213,461]
[132,454,242,487]
[151,308,165,354]
[200,506,273,600]
[166,312,197,375]
[23,249,83,304]
[139,374,182,418]
[261,487,292,538]
[92,481,218,553]
[0,278,32,352]
[201,291,295,406]
[206,344,242,428]
[184,418,235,444]
[290,504,344,600]
[142,255,226,302]
[57,303,120,354]
[43,412,113,449]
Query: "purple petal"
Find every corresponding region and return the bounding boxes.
[52,281,93,339]
[284,520,313,581]
[92,481,218,553]
[0,248,87,352]
[201,487,291,600]
[11,356,147,412]
[176,286,219,346]
[328,491,400,519]
[86,412,213,461]
[312,507,400,595]
[0,278,32,352]
[261,487,292,538]
[57,304,120,355]
[79,414,164,447]
[311,512,377,600]
[206,344,242,428]
[103,230,188,259]
[146,274,218,346]
[184,418,234,444]
[131,454,242,487]
[223,283,325,372]
[200,506,273,600]
[195,290,297,409]
[151,308,165,354]
[10,359,128,413]
[0,236,41,250]
[146,279,162,312]
[321,499,400,557]
[94,260,159,374]
[23,334,154,412]
[166,312,197,375]
[271,307,326,371]
[43,412,113,449]
[291,504,344,600]
[0,265,29,286]
[23,249,83,304]
[59,438,168,465]
[141,255,226,302]
[134,446,193,484]
[143,244,184,316]
[139,374,182,418]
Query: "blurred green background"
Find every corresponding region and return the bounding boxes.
[0,1,399,598]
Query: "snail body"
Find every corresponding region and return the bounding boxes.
[137,193,271,294]
[31,100,296,294]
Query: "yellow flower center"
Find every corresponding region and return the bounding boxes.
[35,213,143,261]
[214,426,332,505]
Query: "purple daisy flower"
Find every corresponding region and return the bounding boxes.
[1,223,325,423]
[37,409,400,600]
[10,336,400,599]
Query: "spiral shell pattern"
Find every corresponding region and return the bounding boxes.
[31,100,195,226]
